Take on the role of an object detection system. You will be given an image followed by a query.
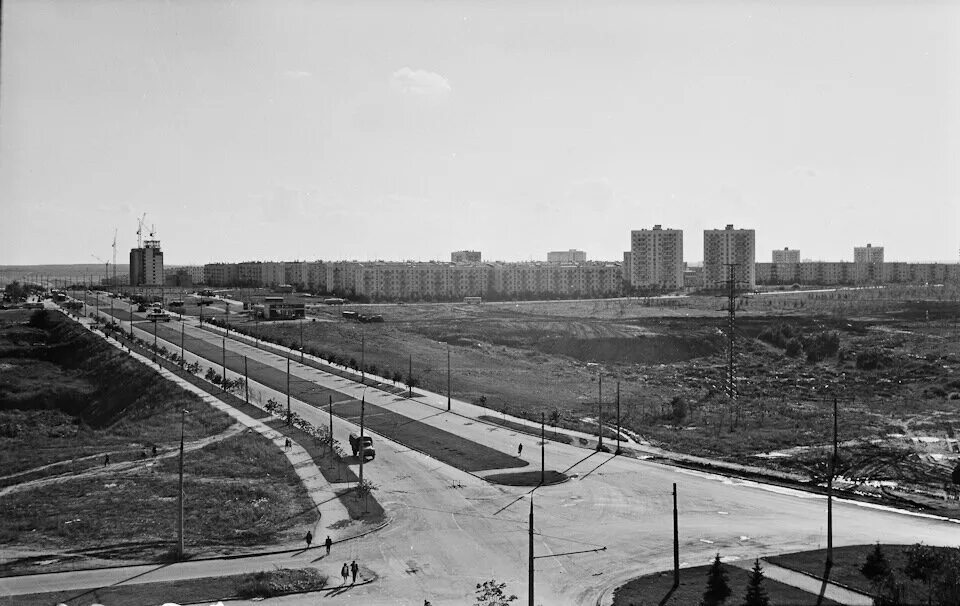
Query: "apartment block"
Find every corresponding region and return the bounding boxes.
[451,250,482,263]
[772,248,800,264]
[703,225,755,289]
[203,263,239,287]
[129,239,164,286]
[547,249,587,263]
[630,225,683,289]
[854,243,884,284]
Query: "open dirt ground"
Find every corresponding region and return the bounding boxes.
[224,286,960,512]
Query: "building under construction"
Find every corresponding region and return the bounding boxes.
[130,238,164,286]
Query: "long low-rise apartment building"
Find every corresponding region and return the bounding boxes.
[756,261,960,286]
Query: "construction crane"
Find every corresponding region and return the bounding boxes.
[136,213,147,247]
[112,228,118,288]
[91,254,108,287]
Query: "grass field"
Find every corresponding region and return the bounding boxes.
[0,310,320,573]
[611,558,841,606]
[768,543,960,605]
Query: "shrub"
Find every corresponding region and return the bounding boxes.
[785,337,803,358]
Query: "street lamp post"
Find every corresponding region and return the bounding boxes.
[447,343,451,411]
[597,374,603,451]
[528,495,534,606]
[177,408,187,561]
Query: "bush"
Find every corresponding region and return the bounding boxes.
[785,337,803,358]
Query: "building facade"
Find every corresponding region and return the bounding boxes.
[630,225,683,289]
[772,248,800,264]
[129,239,164,286]
[703,225,756,289]
[854,243,885,284]
[547,249,587,263]
[451,250,482,263]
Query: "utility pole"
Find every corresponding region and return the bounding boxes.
[408,354,412,397]
[447,343,451,411]
[597,374,603,451]
[177,409,186,561]
[153,317,158,363]
[360,331,364,385]
[180,323,185,364]
[359,394,366,486]
[816,396,842,606]
[724,263,739,426]
[540,412,545,486]
[328,395,333,459]
[673,483,680,589]
[222,338,226,391]
[286,357,291,425]
[615,381,622,455]
[528,495,534,606]
[300,317,305,363]
[244,356,249,404]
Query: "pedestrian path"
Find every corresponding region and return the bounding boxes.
[729,559,873,606]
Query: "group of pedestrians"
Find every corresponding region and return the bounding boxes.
[304,531,360,585]
[303,531,333,555]
[340,560,359,584]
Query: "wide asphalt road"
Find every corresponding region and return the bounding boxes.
[38,295,960,605]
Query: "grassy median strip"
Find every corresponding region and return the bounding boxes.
[334,399,526,473]
[477,415,574,444]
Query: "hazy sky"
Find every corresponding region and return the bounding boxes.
[2,0,957,265]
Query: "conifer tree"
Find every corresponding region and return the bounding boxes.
[860,542,890,582]
[742,559,769,606]
[702,552,732,606]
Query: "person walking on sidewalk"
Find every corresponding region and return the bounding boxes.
[517,443,523,456]
[350,560,359,584]
[325,535,332,555]
[340,563,349,585]
[304,530,312,549]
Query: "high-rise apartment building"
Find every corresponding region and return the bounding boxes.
[547,249,587,263]
[854,243,884,283]
[129,239,164,286]
[703,224,755,289]
[451,250,482,263]
[772,248,800,264]
[630,225,683,289]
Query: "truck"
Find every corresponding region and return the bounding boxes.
[349,433,375,460]
[146,309,171,322]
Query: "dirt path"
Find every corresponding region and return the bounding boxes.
[0,423,246,498]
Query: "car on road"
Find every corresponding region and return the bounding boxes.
[349,433,375,460]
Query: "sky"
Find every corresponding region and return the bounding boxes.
[1,0,958,266]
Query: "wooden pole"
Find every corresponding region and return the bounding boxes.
[528,495,534,606]
[673,483,679,588]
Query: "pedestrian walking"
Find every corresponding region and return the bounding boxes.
[350,560,359,584]
[285,437,291,449]
[103,454,109,466]
[304,530,313,549]
[340,563,349,585]
[152,445,157,457]
[325,535,332,555]
[517,443,523,456]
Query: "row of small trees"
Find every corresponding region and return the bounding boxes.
[204,317,420,390]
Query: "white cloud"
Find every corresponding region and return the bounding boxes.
[389,67,452,101]
[282,70,312,79]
